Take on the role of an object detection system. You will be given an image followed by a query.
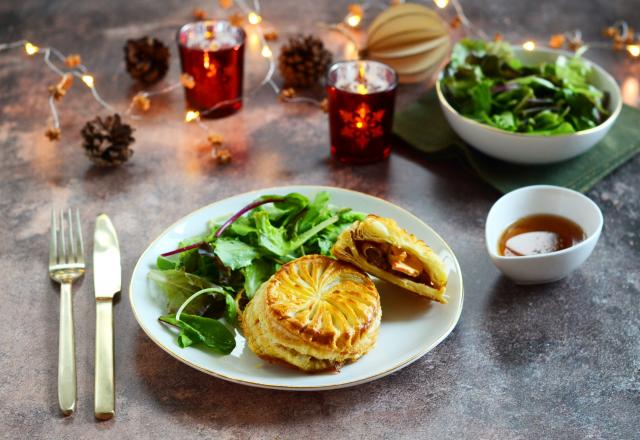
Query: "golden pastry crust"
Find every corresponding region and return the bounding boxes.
[332,215,448,303]
[241,255,381,372]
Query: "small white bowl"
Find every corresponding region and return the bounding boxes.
[436,47,622,164]
[485,185,603,284]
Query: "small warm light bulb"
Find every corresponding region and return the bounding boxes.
[345,13,361,28]
[621,76,638,106]
[261,45,272,58]
[248,12,262,25]
[627,44,640,57]
[433,0,449,8]
[522,40,536,51]
[81,74,95,88]
[345,4,363,28]
[24,42,39,55]
[356,121,364,128]
[248,32,261,50]
[185,110,200,122]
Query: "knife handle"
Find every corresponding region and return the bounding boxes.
[58,282,76,416]
[95,299,115,420]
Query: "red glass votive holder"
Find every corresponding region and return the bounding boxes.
[177,20,245,118]
[327,60,398,164]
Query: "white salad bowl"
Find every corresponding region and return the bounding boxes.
[436,47,622,164]
[485,185,603,284]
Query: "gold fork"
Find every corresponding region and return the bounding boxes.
[49,209,85,416]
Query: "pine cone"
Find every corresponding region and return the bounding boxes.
[81,114,135,166]
[124,37,170,84]
[278,35,332,88]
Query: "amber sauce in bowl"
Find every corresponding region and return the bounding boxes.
[498,214,586,257]
[486,185,603,283]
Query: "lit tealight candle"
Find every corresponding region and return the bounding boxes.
[522,40,536,51]
[326,60,398,164]
[177,20,246,118]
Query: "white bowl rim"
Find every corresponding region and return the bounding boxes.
[485,184,604,260]
[436,45,623,138]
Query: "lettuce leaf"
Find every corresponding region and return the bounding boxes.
[159,313,235,354]
[148,269,213,314]
[242,259,275,299]
[214,237,261,270]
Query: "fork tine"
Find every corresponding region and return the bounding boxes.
[50,209,58,266]
[60,210,67,264]
[68,209,77,262]
[75,209,85,264]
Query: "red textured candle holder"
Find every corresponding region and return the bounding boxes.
[177,20,245,118]
[326,60,397,164]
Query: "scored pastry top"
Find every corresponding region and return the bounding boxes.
[265,255,381,351]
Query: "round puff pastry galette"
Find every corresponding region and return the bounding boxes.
[241,255,381,372]
[332,214,449,303]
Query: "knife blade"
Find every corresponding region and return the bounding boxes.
[93,213,120,420]
[94,214,121,299]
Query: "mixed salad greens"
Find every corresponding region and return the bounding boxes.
[440,39,610,135]
[148,192,365,354]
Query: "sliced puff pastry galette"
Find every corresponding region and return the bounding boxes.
[332,214,448,303]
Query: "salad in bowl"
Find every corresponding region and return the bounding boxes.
[436,39,622,164]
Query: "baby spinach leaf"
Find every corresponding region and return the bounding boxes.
[159,313,235,354]
[254,211,289,256]
[508,76,557,92]
[469,80,493,115]
[228,216,257,236]
[156,254,179,270]
[297,191,331,232]
[214,237,261,270]
[492,111,517,131]
[242,259,274,299]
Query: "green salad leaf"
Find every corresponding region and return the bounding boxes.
[214,237,261,270]
[441,38,611,135]
[159,313,236,354]
[242,259,275,299]
[148,269,214,314]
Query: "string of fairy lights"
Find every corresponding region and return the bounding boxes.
[0,0,638,154]
[339,0,640,57]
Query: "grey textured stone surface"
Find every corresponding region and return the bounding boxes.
[0,0,638,439]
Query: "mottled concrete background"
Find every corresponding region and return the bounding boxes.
[1,0,638,439]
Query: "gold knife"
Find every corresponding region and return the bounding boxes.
[93,214,121,420]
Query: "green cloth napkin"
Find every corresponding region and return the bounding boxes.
[393,89,640,193]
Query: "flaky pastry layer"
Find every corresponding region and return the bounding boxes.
[332,215,448,303]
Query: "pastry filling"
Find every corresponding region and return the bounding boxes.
[356,240,435,287]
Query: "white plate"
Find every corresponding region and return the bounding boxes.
[129,186,464,390]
